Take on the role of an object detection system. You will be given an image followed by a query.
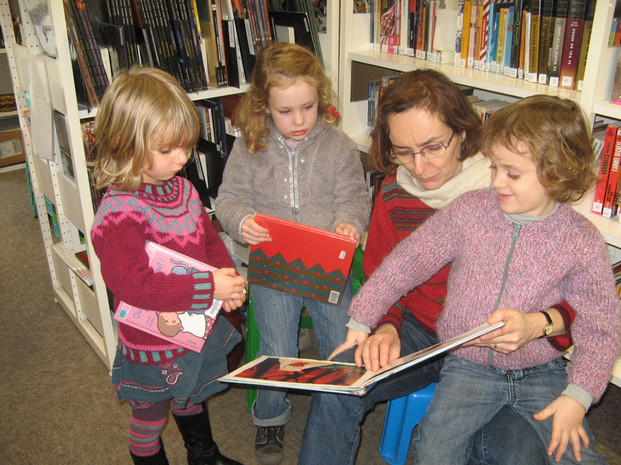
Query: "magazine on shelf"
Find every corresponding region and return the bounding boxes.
[222,321,505,395]
[247,213,358,306]
[113,241,223,352]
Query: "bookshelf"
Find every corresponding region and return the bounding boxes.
[337,0,621,388]
[0,3,22,170]
[0,0,340,371]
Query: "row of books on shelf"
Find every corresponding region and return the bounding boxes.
[592,121,621,221]
[367,79,508,127]
[62,0,325,111]
[370,0,596,91]
[62,0,271,110]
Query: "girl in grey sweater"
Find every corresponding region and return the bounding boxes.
[215,43,370,465]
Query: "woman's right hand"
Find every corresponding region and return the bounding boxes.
[329,324,402,372]
[355,324,402,372]
[241,217,271,245]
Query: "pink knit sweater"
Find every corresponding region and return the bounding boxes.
[91,177,233,363]
[350,188,621,401]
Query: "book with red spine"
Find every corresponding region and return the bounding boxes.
[602,125,621,218]
[113,241,223,352]
[592,124,620,215]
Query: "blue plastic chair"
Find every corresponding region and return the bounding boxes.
[379,383,438,465]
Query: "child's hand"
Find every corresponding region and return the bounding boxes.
[463,307,541,353]
[335,223,361,242]
[533,395,589,462]
[241,217,271,245]
[221,294,247,312]
[212,268,246,302]
[328,328,368,364]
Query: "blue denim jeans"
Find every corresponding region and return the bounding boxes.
[251,278,352,427]
[414,355,607,464]
[298,313,551,465]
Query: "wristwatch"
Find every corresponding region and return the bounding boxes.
[541,311,553,337]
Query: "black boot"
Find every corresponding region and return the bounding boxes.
[130,438,170,465]
[172,404,244,465]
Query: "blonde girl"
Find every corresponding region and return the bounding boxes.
[91,66,246,465]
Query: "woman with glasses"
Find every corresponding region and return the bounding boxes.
[297,69,575,465]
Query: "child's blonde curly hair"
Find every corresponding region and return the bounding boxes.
[234,42,338,154]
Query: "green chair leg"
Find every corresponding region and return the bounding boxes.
[245,285,260,412]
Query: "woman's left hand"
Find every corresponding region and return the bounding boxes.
[463,307,545,354]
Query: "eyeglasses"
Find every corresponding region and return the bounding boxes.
[390,132,456,163]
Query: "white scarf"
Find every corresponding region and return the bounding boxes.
[396,153,492,210]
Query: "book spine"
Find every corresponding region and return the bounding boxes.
[593,125,618,215]
[460,1,473,66]
[478,0,490,70]
[455,0,465,65]
[603,127,621,218]
[522,11,531,79]
[547,0,569,87]
[495,7,505,74]
[537,0,554,84]
[509,0,523,77]
[574,0,596,90]
[502,6,514,75]
[211,0,228,86]
[559,0,587,89]
[528,0,540,82]
[518,9,528,78]
[63,0,99,109]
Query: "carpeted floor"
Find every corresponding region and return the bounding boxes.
[1,166,620,465]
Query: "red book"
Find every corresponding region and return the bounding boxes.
[248,213,357,306]
[592,124,619,215]
[603,126,621,218]
[114,241,223,352]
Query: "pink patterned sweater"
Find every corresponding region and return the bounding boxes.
[350,188,621,401]
[91,176,233,364]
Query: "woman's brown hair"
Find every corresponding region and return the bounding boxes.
[368,69,482,175]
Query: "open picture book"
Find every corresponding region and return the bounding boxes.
[222,321,505,396]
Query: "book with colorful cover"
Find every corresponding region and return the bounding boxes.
[113,241,223,352]
[222,321,505,396]
[247,213,357,306]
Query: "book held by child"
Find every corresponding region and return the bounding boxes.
[113,241,223,352]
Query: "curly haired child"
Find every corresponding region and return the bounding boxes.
[215,43,370,464]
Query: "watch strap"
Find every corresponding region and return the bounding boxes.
[541,311,553,336]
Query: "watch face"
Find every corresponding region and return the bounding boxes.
[545,325,553,336]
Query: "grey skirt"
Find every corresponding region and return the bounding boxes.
[111,316,242,409]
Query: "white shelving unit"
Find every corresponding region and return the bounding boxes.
[0,0,341,371]
[0,9,22,170]
[337,0,621,388]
